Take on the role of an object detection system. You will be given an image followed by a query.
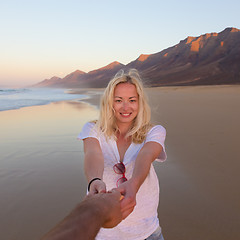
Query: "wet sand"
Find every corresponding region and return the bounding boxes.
[0,85,239,240]
[0,100,99,240]
[147,86,240,239]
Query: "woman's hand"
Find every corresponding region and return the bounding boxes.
[88,179,107,195]
[116,179,137,219]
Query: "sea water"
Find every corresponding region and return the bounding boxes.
[0,88,86,111]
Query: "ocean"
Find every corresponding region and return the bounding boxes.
[0,88,86,111]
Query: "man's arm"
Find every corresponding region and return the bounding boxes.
[41,190,122,240]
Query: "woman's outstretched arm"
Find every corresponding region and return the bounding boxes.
[117,141,162,219]
[83,137,106,194]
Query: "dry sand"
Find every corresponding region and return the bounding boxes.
[0,85,239,240]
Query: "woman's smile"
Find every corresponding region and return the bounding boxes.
[120,113,132,117]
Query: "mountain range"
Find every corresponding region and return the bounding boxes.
[34,27,240,88]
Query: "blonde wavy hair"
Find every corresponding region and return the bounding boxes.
[96,69,152,144]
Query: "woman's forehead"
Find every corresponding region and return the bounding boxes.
[114,82,137,95]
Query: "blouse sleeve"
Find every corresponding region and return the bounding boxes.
[77,122,99,141]
[145,125,167,162]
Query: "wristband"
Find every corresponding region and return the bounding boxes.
[88,178,101,191]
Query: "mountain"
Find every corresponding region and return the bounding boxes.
[34,76,62,88]
[35,27,240,88]
[79,61,125,88]
[34,70,86,88]
[34,61,125,88]
[127,27,240,86]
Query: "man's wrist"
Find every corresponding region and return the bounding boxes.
[79,197,106,226]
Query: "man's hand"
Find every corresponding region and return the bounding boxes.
[84,189,123,228]
[102,189,123,228]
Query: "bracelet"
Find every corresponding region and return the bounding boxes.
[88,178,101,191]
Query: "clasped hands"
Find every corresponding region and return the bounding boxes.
[88,179,137,225]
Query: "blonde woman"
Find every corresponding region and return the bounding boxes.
[78,69,167,240]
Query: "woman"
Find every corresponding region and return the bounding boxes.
[78,69,167,240]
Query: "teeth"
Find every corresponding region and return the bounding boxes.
[121,113,130,116]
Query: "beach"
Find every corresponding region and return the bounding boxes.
[0,85,239,240]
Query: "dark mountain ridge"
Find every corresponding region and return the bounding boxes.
[34,27,240,88]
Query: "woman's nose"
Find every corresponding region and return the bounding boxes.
[122,101,129,110]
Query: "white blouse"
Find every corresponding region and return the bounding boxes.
[78,122,167,240]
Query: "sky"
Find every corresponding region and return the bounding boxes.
[0,0,239,87]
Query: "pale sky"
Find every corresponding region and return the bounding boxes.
[0,0,239,87]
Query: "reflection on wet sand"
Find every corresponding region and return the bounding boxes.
[0,100,99,240]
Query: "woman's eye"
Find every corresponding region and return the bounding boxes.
[130,99,136,103]
[115,99,121,103]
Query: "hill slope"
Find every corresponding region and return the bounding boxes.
[128,27,240,86]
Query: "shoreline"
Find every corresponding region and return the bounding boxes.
[0,88,87,112]
[1,84,238,113]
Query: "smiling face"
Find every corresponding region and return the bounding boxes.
[113,82,139,128]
